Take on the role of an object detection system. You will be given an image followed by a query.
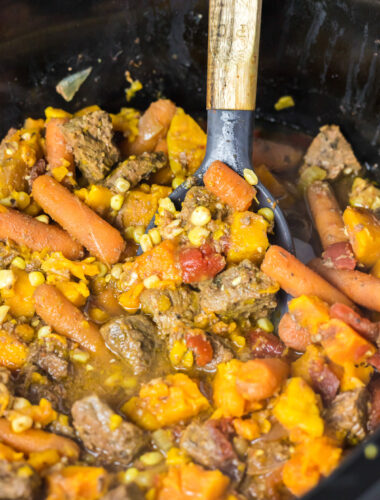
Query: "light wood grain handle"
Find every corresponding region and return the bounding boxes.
[207,0,262,111]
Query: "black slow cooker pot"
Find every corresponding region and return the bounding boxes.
[0,1,380,498]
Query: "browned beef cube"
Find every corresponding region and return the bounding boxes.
[62,110,120,183]
[105,152,167,189]
[368,377,380,431]
[180,186,231,230]
[28,335,69,381]
[72,395,147,467]
[247,439,290,476]
[101,484,144,500]
[0,460,40,500]
[100,315,157,375]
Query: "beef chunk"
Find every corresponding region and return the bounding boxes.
[247,439,290,476]
[0,460,40,499]
[180,420,243,480]
[241,469,291,500]
[105,152,167,189]
[28,158,46,189]
[101,484,144,500]
[204,335,234,371]
[140,286,200,338]
[72,395,147,467]
[308,359,340,406]
[180,186,230,230]
[248,330,285,358]
[28,336,69,381]
[368,377,380,431]
[325,388,368,444]
[0,242,19,269]
[62,111,120,183]
[301,125,361,179]
[100,315,157,375]
[199,260,277,319]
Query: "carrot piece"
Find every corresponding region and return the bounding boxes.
[32,175,125,264]
[122,99,176,156]
[278,313,312,351]
[261,246,353,306]
[235,358,289,400]
[329,303,379,343]
[46,466,108,500]
[307,181,347,249]
[309,258,380,312]
[0,418,79,459]
[34,284,107,355]
[45,118,74,173]
[0,208,83,260]
[204,161,256,211]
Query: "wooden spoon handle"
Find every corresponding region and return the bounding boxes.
[207,0,262,111]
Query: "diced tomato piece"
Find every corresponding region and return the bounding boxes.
[186,333,213,366]
[323,242,356,270]
[330,303,379,343]
[248,329,285,358]
[179,245,225,284]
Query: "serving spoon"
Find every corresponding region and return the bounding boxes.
[143,0,293,255]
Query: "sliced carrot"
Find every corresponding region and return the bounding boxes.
[0,418,79,459]
[204,161,256,211]
[0,208,83,260]
[309,258,380,312]
[261,246,353,306]
[235,358,289,400]
[45,118,74,173]
[278,313,312,351]
[34,284,107,356]
[122,99,176,156]
[32,175,125,264]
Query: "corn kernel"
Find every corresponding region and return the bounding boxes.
[0,270,15,289]
[139,183,151,193]
[0,305,9,324]
[0,197,13,207]
[70,349,90,364]
[258,207,275,222]
[16,192,30,210]
[122,376,138,389]
[188,226,209,247]
[44,106,71,120]
[159,197,176,214]
[146,488,156,500]
[257,317,274,333]
[166,447,190,466]
[182,350,194,369]
[89,307,109,323]
[17,465,34,478]
[148,228,161,246]
[274,95,295,111]
[12,397,31,410]
[37,326,52,339]
[97,262,108,277]
[143,275,160,289]
[243,169,258,186]
[51,166,69,182]
[125,226,135,240]
[231,334,246,349]
[11,414,33,433]
[109,413,123,431]
[169,340,187,366]
[140,234,153,253]
[121,467,139,484]
[133,226,145,244]
[365,443,378,460]
[190,206,212,226]
[172,176,185,189]
[35,214,49,224]
[110,194,124,211]
[28,271,45,287]
[111,264,123,279]
[140,451,163,466]
[115,177,131,193]
[11,257,26,270]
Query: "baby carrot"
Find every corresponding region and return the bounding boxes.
[309,258,380,312]
[261,245,353,306]
[32,175,125,264]
[45,118,75,173]
[307,181,347,249]
[34,284,107,355]
[122,99,176,156]
[0,418,79,459]
[235,358,289,400]
[0,207,83,260]
[204,161,256,211]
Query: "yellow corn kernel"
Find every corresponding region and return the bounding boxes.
[28,272,45,287]
[257,318,274,333]
[169,340,187,366]
[0,270,15,289]
[51,166,69,182]
[140,234,153,253]
[0,305,9,324]
[15,324,34,342]
[146,488,156,500]
[120,467,139,484]
[243,169,258,186]
[35,214,49,224]
[182,350,194,369]
[115,177,131,194]
[231,334,246,349]
[17,465,34,478]
[89,307,109,323]
[188,227,209,247]
[148,228,161,246]
[12,397,31,410]
[97,262,108,277]
[70,349,90,364]
[11,414,33,433]
[166,447,190,466]
[109,413,123,431]
[16,192,30,210]
[172,176,185,189]
[37,326,51,339]
[31,372,46,384]
[158,197,176,215]
[11,257,26,270]
[110,194,124,211]
[190,206,211,226]
[274,95,295,111]
[111,264,123,279]
[133,226,145,244]
[44,106,72,120]
[139,183,150,193]
[143,275,160,289]
[139,451,163,466]
[258,207,275,222]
